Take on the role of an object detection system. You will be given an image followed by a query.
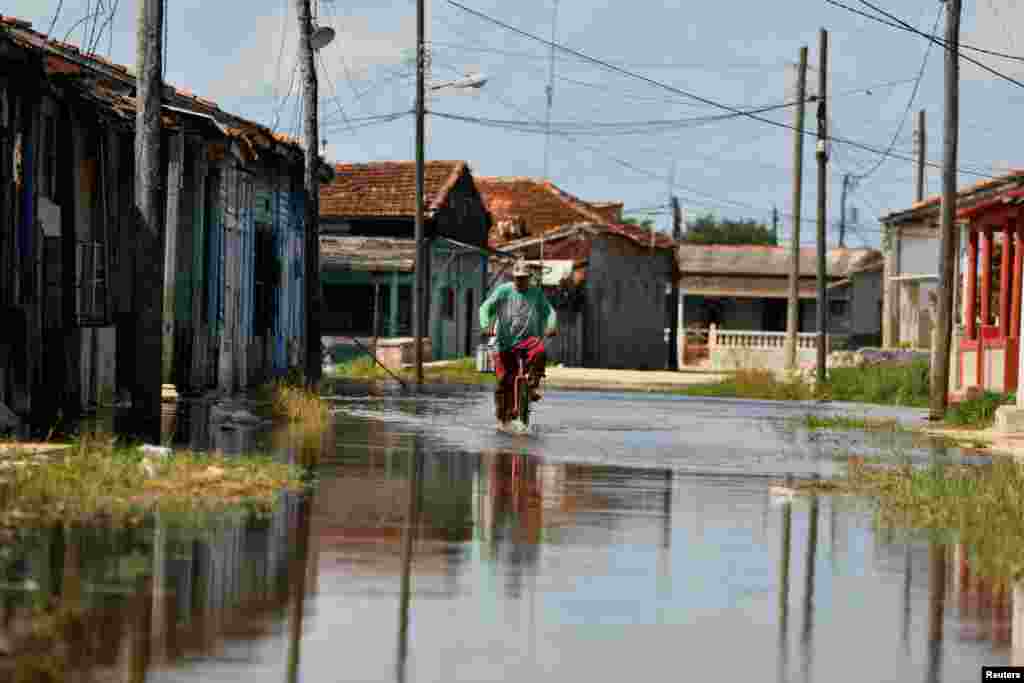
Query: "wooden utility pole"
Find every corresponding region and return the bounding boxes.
[815,29,829,387]
[134,0,164,439]
[668,196,682,370]
[838,173,850,248]
[784,46,808,372]
[298,0,322,387]
[915,109,927,203]
[413,0,427,386]
[930,0,961,420]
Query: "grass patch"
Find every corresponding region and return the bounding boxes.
[0,434,305,526]
[676,368,815,401]
[944,390,1013,429]
[844,457,1024,581]
[331,355,496,386]
[254,377,330,426]
[822,360,930,407]
[799,413,903,432]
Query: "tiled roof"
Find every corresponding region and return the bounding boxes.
[676,244,881,278]
[678,275,819,299]
[477,176,674,250]
[880,169,1024,224]
[320,235,416,273]
[320,161,466,219]
[0,15,314,164]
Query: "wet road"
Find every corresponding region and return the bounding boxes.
[0,389,1013,682]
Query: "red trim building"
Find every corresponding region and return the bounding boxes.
[956,190,1024,394]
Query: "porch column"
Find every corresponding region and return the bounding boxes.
[1013,220,1023,339]
[389,271,399,337]
[966,230,978,340]
[981,227,993,328]
[1001,221,1013,337]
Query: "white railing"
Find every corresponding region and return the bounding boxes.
[708,324,823,350]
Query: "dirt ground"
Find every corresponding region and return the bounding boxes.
[542,366,727,392]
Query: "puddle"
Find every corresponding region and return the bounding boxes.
[0,390,1016,681]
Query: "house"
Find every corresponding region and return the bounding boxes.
[880,170,1024,349]
[0,14,325,428]
[675,244,883,369]
[318,161,494,364]
[477,176,675,370]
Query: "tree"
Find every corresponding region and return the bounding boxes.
[682,214,778,246]
[623,216,656,229]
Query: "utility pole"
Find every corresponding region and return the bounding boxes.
[815,28,829,387]
[915,109,927,203]
[543,0,559,180]
[134,0,164,440]
[772,205,779,237]
[414,0,427,386]
[930,0,961,420]
[298,0,322,387]
[668,196,682,370]
[784,46,808,373]
[838,173,853,249]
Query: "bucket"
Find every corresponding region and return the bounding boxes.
[476,342,495,373]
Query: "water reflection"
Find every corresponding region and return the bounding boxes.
[8,392,1024,682]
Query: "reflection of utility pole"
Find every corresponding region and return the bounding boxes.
[657,469,673,624]
[287,493,314,683]
[396,439,424,683]
[801,495,819,681]
[902,538,913,654]
[777,500,792,683]
[926,542,947,683]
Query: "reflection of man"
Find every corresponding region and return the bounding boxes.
[479,261,557,427]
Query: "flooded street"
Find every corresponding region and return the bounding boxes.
[0,390,1013,682]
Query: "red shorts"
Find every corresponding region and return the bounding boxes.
[492,337,545,385]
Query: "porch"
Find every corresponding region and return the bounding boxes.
[957,202,1023,395]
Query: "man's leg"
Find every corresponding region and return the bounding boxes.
[493,351,514,424]
[528,349,546,401]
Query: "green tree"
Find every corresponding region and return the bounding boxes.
[622,216,656,229]
[682,214,778,246]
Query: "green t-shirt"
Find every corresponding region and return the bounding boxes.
[479,282,558,352]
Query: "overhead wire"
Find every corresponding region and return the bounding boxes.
[445,0,994,179]
[47,0,64,36]
[849,3,942,182]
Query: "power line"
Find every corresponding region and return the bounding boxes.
[850,4,942,182]
[446,0,994,179]
[47,0,64,36]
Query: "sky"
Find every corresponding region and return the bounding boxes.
[8,0,1024,249]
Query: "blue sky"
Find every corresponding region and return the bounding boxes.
[9,0,1024,248]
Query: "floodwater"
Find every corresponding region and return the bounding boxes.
[0,389,1015,682]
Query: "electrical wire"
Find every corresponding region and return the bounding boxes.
[47,0,64,36]
[272,60,300,133]
[318,48,355,135]
[445,0,994,179]
[850,4,942,182]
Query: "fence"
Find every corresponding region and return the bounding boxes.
[682,324,838,372]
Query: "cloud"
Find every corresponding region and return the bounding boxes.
[208,12,415,100]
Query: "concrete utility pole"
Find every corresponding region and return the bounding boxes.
[298,0,322,387]
[815,28,829,387]
[930,0,961,420]
[413,0,427,386]
[772,205,779,237]
[784,46,808,373]
[915,109,927,203]
[134,0,164,439]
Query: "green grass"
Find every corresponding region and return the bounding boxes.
[253,375,330,426]
[822,360,930,407]
[945,391,1014,429]
[798,413,903,432]
[674,368,815,402]
[0,433,305,526]
[845,457,1024,582]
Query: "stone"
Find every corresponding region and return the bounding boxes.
[994,405,1024,434]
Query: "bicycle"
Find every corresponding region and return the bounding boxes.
[482,326,554,432]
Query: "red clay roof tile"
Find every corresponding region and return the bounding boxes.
[320,161,466,218]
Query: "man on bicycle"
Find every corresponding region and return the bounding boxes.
[479,260,558,427]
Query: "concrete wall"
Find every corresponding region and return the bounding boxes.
[711,346,817,372]
[849,270,883,336]
[584,235,672,369]
[429,243,487,360]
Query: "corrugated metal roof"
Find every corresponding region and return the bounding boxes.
[320,236,416,273]
[678,275,819,299]
[676,244,881,278]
